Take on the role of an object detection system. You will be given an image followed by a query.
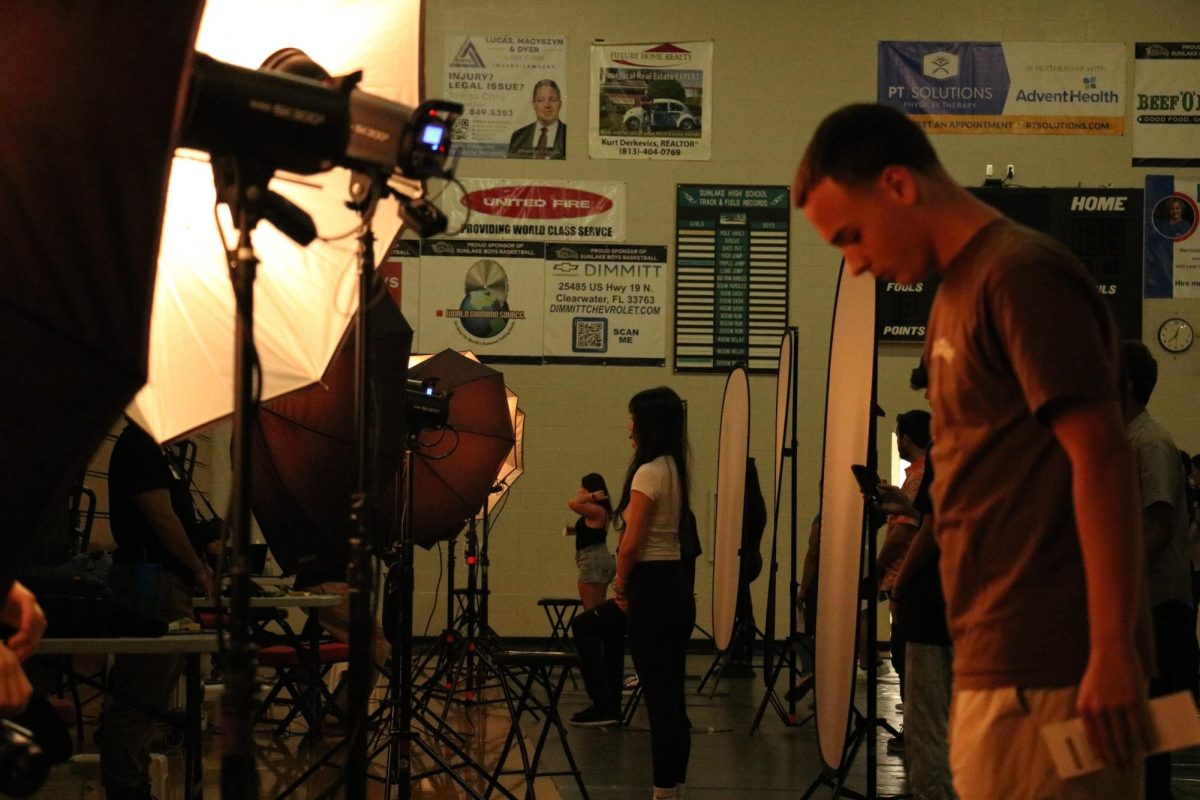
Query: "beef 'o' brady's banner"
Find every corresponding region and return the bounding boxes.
[1133,43,1200,167]
[439,178,626,242]
[589,41,712,160]
[443,32,568,160]
[410,239,667,365]
[878,41,1126,135]
[1144,175,1200,299]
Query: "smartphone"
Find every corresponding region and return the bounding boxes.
[850,464,882,502]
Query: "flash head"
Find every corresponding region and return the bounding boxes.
[405,378,451,431]
[179,51,461,181]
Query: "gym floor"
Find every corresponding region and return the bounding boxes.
[37,650,1200,798]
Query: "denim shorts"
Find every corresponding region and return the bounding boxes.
[575,543,615,585]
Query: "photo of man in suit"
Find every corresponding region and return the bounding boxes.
[508,78,566,160]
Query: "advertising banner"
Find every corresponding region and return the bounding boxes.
[1144,175,1200,298]
[1133,43,1200,167]
[381,237,422,349]
[440,178,626,243]
[590,41,712,160]
[544,243,667,365]
[878,41,1125,135]
[674,185,790,373]
[444,32,568,159]
[416,239,545,359]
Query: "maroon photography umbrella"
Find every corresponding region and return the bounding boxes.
[407,350,515,547]
[249,295,412,577]
[250,304,515,575]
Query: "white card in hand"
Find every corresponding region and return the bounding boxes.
[1040,690,1200,779]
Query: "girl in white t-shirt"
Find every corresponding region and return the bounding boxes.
[612,387,696,800]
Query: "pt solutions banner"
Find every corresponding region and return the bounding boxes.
[878,41,1125,135]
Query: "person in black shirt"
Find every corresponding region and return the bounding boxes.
[567,473,615,611]
[101,419,213,800]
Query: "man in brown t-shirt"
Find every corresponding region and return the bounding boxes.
[792,103,1151,799]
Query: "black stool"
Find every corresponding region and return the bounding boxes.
[486,650,589,800]
[536,597,583,650]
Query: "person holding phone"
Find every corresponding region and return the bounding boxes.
[567,474,615,610]
[877,410,929,717]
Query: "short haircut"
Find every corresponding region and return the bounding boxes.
[794,103,940,207]
[896,409,932,449]
[531,78,560,100]
[1120,339,1158,407]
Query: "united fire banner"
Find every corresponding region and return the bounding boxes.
[439,178,626,243]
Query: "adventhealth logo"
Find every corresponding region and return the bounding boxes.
[1014,88,1119,103]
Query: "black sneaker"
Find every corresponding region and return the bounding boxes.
[569,706,619,727]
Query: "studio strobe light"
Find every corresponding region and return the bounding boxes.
[180,52,459,182]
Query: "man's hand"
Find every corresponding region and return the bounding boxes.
[0,582,45,661]
[875,484,918,519]
[0,643,32,716]
[1076,641,1151,769]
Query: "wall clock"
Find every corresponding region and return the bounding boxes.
[1157,317,1194,353]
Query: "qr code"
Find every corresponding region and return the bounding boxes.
[573,318,607,353]
[450,118,469,142]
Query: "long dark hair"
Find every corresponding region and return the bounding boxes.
[616,386,689,522]
[581,472,612,516]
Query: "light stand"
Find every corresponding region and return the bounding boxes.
[380,440,511,800]
[214,156,293,800]
[752,326,809,732]
[414,510,506,729]
[343,171,387,800]
[278,437,509,800]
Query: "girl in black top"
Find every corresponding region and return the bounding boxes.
[566,472,614,611]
